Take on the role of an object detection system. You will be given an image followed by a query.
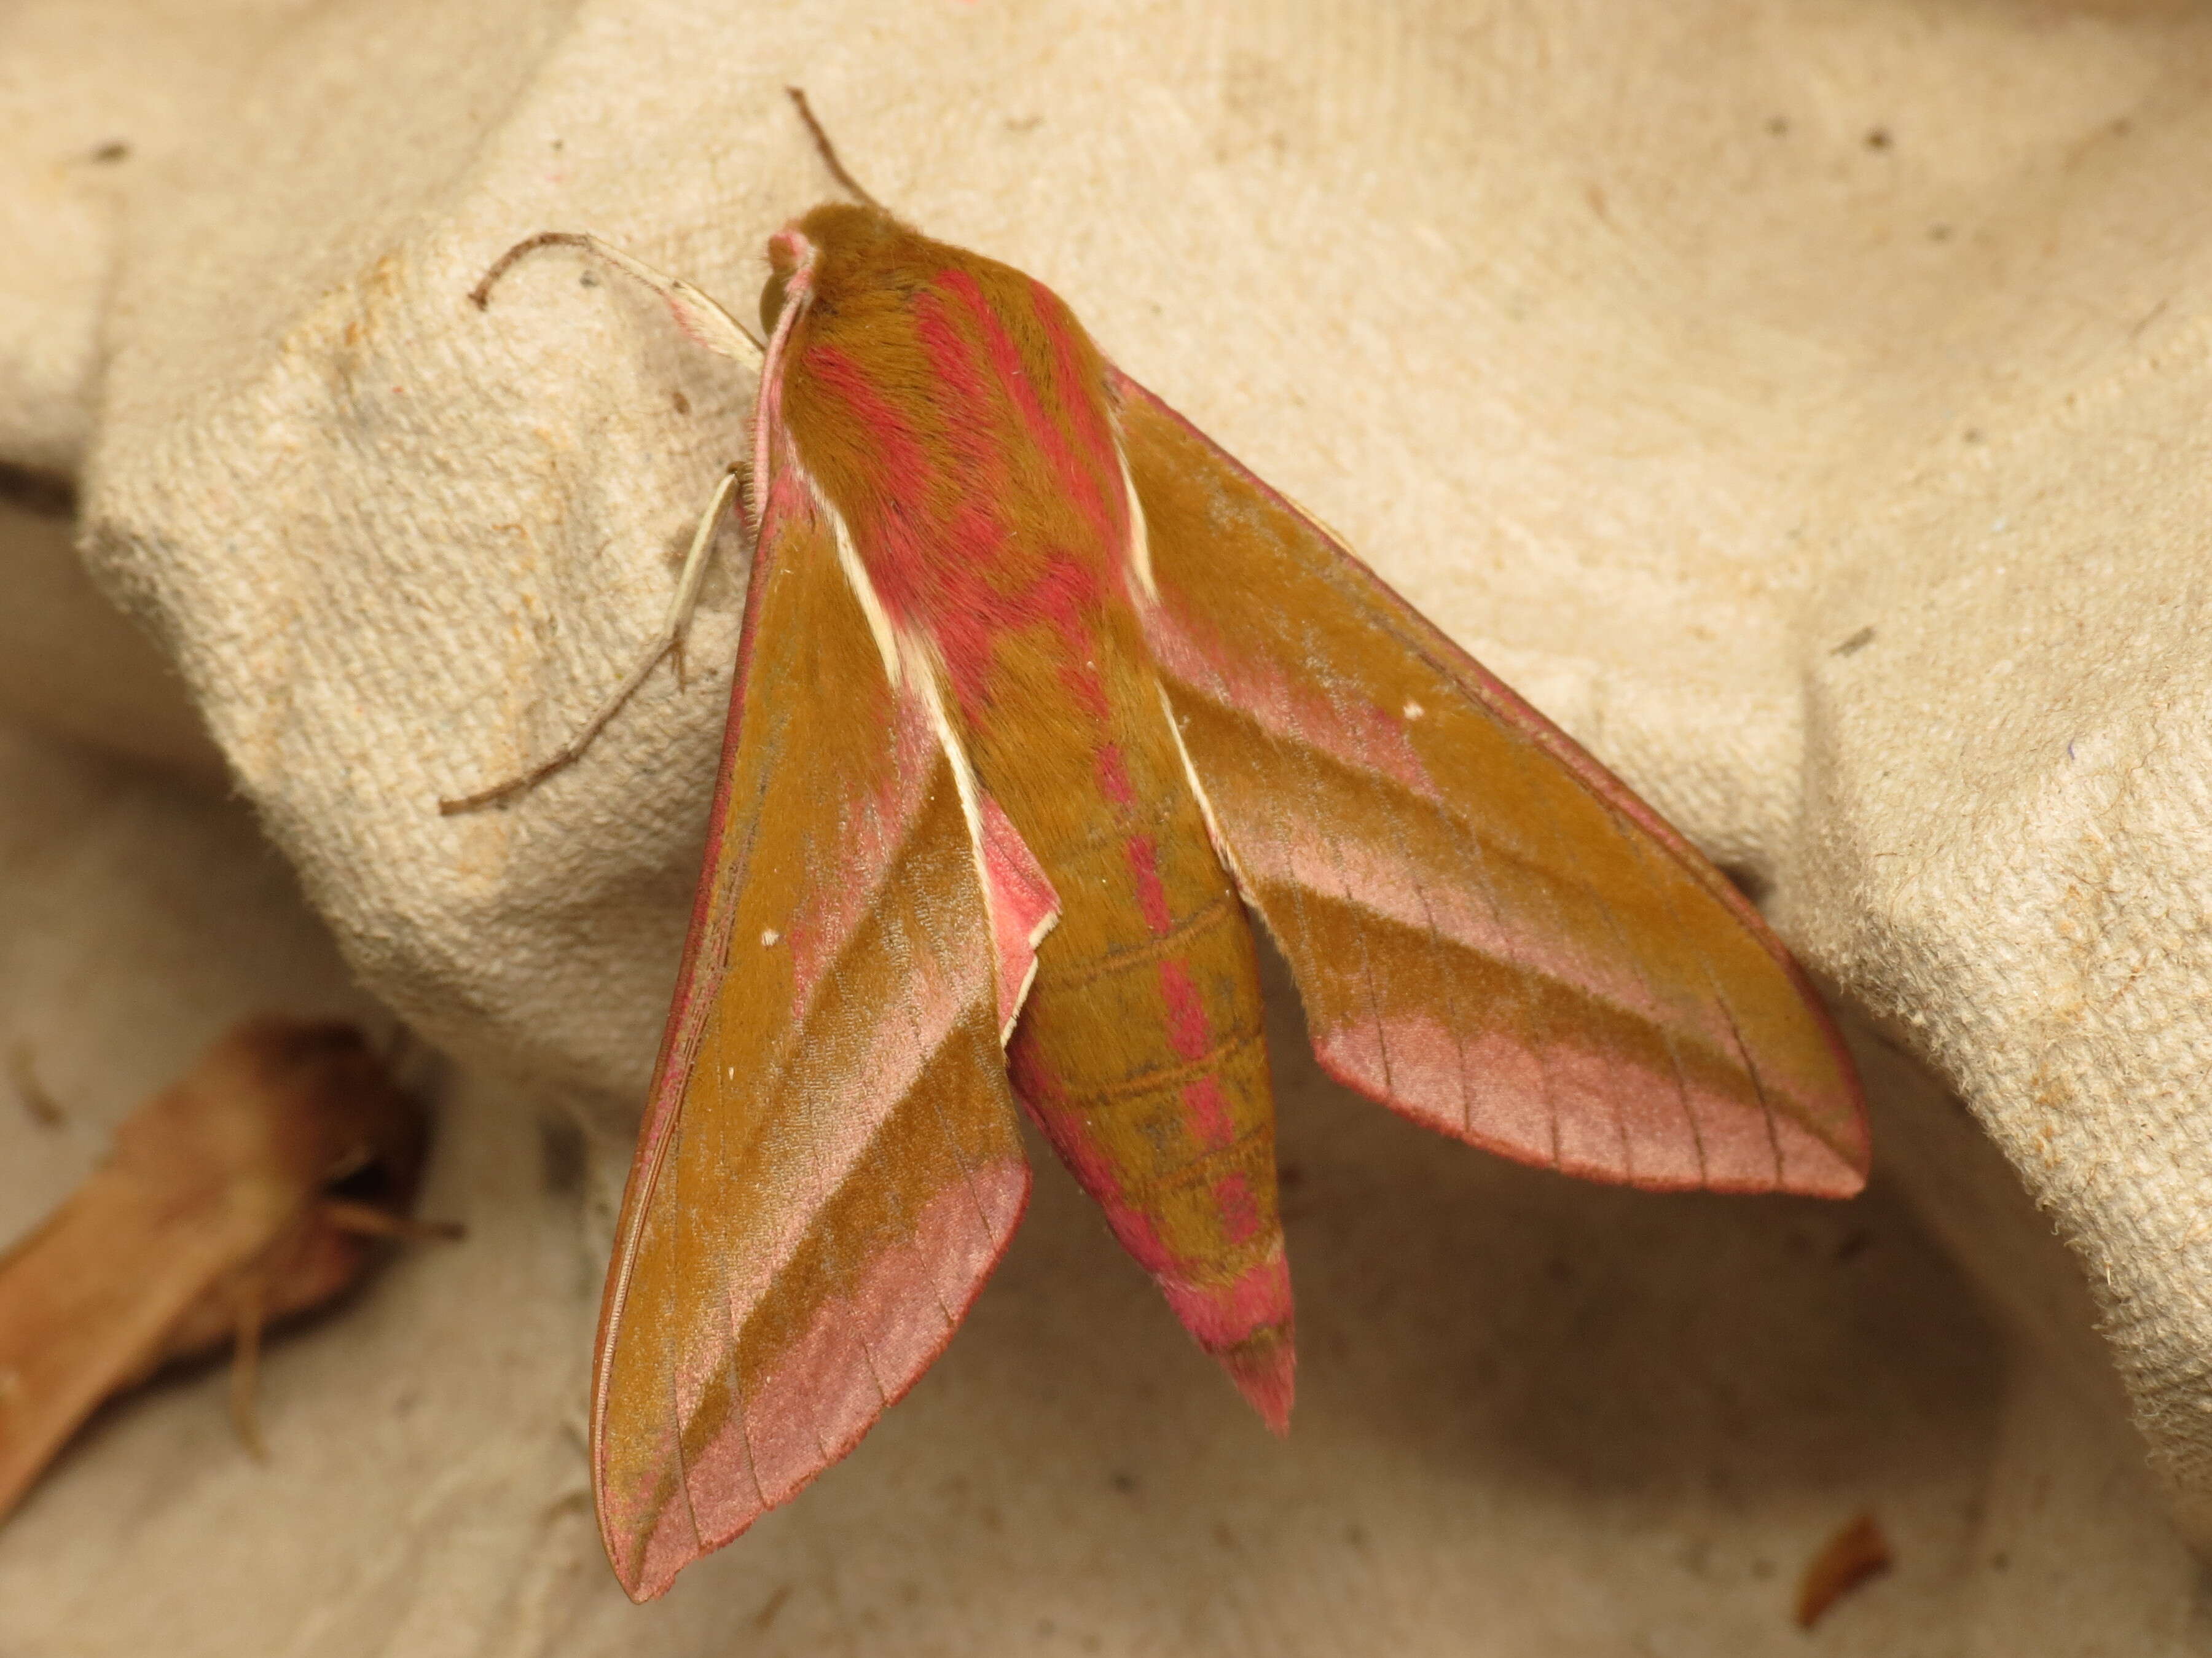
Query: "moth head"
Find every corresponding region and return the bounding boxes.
[761,203,906,334]
[760,229,806,337]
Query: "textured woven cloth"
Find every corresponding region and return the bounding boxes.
[3,1,2211,1651]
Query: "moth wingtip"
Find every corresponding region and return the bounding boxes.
[597,1469,703,1603]
[1772,1108,1873,1200]
[606,1529,689,1605]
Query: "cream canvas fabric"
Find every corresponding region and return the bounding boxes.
[2,1,2210,1651]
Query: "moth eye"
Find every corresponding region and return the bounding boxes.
[760,271,790,336]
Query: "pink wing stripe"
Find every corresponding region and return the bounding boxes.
[1143,604,1430,792]
[1155,646,1735,1103]
[629,1159,1029,1595]
[977,794,1061,1039]
[782,692,943,1018]
[934,268,1118,544]
[1229,808,1660,1024]
[681,930,994,1392]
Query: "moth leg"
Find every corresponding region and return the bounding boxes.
[228,1279,269,1461]
[439,463,746,813]
[661,459,751,692]
[470,232,764,364]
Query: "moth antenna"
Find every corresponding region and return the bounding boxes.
[469,230,763,363]
[440,462,747,814]
[785,87,884,209]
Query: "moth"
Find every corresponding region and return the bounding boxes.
[0,1017,451,1525]
[451,92,1867,1601]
